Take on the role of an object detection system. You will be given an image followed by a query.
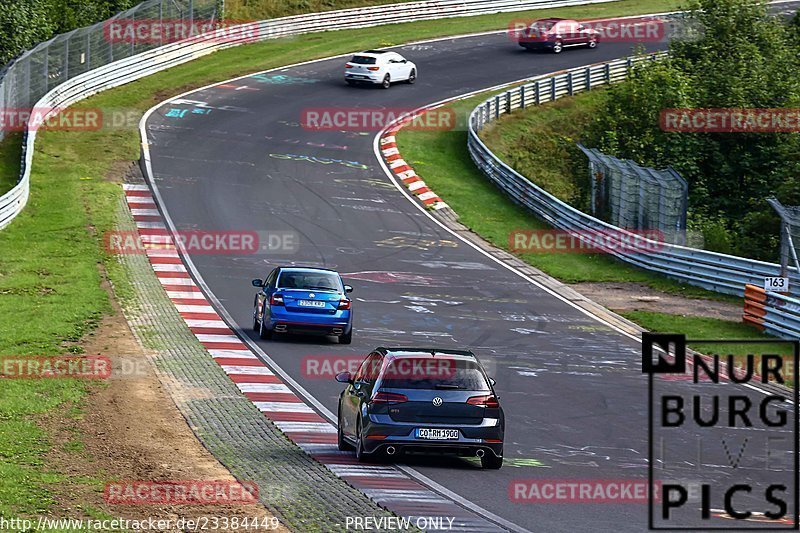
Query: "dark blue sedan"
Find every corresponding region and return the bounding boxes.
[252,266,353,343]
[336,348,504,469]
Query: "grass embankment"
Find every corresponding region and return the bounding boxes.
[0,0,686,519]
[395,91,771,347]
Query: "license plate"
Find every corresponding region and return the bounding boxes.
[415,428,459,440]
[298,300,326,308]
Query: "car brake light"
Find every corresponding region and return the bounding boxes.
[367,66,380,71]
[270,294,284,306]
[372,391,408,404]
[467,395,499,408]
[345,63,353,68]
[338,299,351,310]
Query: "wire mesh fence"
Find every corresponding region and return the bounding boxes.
[0,0,219,144]
[768,198,800,276]
[578,144,688,244]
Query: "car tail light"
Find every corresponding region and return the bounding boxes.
[345,63,353,68]
[372,391,408,404]
[270,294,284,306]
[338,299,351,310]
[467,395,499,408]
[367,66,380,71]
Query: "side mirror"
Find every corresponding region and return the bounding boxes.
[489,377,496,387]
[252,279,264,287]
[344,285,353,293]
[335,371,353,384]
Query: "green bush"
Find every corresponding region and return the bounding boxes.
[587,0,800,261]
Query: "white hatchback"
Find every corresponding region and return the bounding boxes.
[344,50,417,88]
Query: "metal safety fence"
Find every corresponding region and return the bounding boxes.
[745,284,800,340]
[578,144,688,244]
[0,0,623,230]
[467,54,800,321]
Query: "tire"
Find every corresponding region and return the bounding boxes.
[381,74,391,89]
[346,79,356,86]
[355,419,370,462]
[588,38,597,49]
[337,407,353,451]
[481,451,503,469]
[258,314,272,340]
[339,329,352,345]
[252,310,259,332]
[552,40,563,54]
[407,69,416,84]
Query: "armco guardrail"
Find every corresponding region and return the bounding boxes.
[0,0,621,231]
[467,54,800,303]
[745,284,800,340]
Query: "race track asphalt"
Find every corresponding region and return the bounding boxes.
[143,27,798,532]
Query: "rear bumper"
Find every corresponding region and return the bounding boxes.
[267,308,351,335]
[362,421,503,456]
[345,71,381,83]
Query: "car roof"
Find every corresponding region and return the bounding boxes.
[378,347,477,360]
[355,50,397,58]
[278,266,339,274]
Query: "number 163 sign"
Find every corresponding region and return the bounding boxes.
[764,277,789,292]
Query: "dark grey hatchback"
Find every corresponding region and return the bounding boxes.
[336,348,504,469]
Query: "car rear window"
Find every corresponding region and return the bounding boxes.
[380,358,490,391]
[277,271,342,291]
[350,55,377,65]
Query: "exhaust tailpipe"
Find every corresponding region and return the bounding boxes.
[476,449,485,458]
[386,446,396,456]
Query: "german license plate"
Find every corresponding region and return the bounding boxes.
[298,300,326,308]
[415,428,459,440]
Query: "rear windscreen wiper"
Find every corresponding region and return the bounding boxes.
[434,384,464,390]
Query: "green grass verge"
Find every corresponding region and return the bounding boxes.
[396,93,734,299]
[478,88,609,207]
[620,312,793,375]
[0,0,685,518]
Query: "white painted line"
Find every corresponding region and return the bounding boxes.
[186,319,230,328]
[135,221,166,229]
[195,333,242,343]
[146,248,180,257]
[131,208,161,216]
[152,263,187,272]
[382,147,399,156]
[160,277,195,286]
[209,349,258,360]
[407,180,427,192]
[123,184,150,191]
[273,422,336,433]
[175,304,217,314]
[417,191,438,201]
[255,402,313,413]
[236,383,292,393]
[397,170,417,180]
[221,365,274,376]
[166,290,206,300]
[388,159,407,169]
[381,135,396,144]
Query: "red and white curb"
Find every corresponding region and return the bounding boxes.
[380,123,449,211]
[122,183,502,532]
